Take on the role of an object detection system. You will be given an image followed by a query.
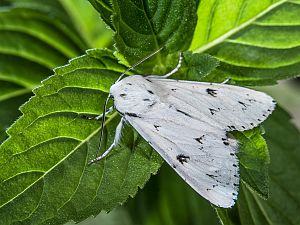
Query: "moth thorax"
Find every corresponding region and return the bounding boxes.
[110,75,158,115]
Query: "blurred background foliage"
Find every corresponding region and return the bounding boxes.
[0,0,299,225]
[0,0,112,142]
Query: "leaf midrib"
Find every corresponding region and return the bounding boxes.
[194,0,288,53]
[0,111,119,209]
[115,0,163,66]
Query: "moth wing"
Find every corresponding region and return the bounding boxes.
[149,78,275,131]
[124,104,239,208]
[112,76,275,207]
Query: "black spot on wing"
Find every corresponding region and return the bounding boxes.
[247,98,256,103]
[209,108,220,115]
[120,93,127,97]
[206,173,219,179]
[176,108,192,117]
[143,98,156,107]
[149,102,156,107]
[206,88,217,97]
[227,125,236,130]
[238,101,248,110]
[125,112,141,118]
[154,124,160,131]
[146,78,152,83]
[176,154,190,164]
[223,141,229,146]
[147,90,154,94]
[238,101,247,107]
[194,135,205,144]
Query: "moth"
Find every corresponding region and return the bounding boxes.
[88,51,275,208]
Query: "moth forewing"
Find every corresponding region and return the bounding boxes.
[108,75,275,208]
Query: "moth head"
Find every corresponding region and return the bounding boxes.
[110,75,158,114]
[110,75,151,96]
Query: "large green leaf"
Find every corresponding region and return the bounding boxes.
[0,47,224,225]
[234,128,270,199]
[0,1,88,142]
[89,0,200,62]
[0,49,163,225]
[217,106,300,225]
[126,164,220,225]
[190,0,300,85]
[111,0,197,72]
[88,0,115,30]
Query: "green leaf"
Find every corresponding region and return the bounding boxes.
[190,0,300,85]
[234,128,270,199]
[218,106,300,225]
[181,51,220,81]
[88,0,115,30]
[216,205,240,225]
[126,164,220,225]
[0,1,88,142]
[111,0,198,72]
[0,49,162,225]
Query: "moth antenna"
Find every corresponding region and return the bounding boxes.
[115,46,165,83]
[146,52,183,79]
[92,46,165,163]
[96,93,112,157]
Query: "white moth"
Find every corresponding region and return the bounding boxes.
[89,52,275,208]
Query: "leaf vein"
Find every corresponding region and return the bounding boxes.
[195,0,289,53]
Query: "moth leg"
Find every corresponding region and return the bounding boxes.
[160,52,183,78]
[81,106,113,121]
[222,78,231,84]
[147,52,183,79]
[89,117,124,164]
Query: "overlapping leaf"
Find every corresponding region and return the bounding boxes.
[91,0,198,72]
[190,0,300,85]
[0,49,163,225]
[217,107,300,225]
[0,0,87,142]
[126,164,220,225]
[234,128,270,199]
[88,0,114,30]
